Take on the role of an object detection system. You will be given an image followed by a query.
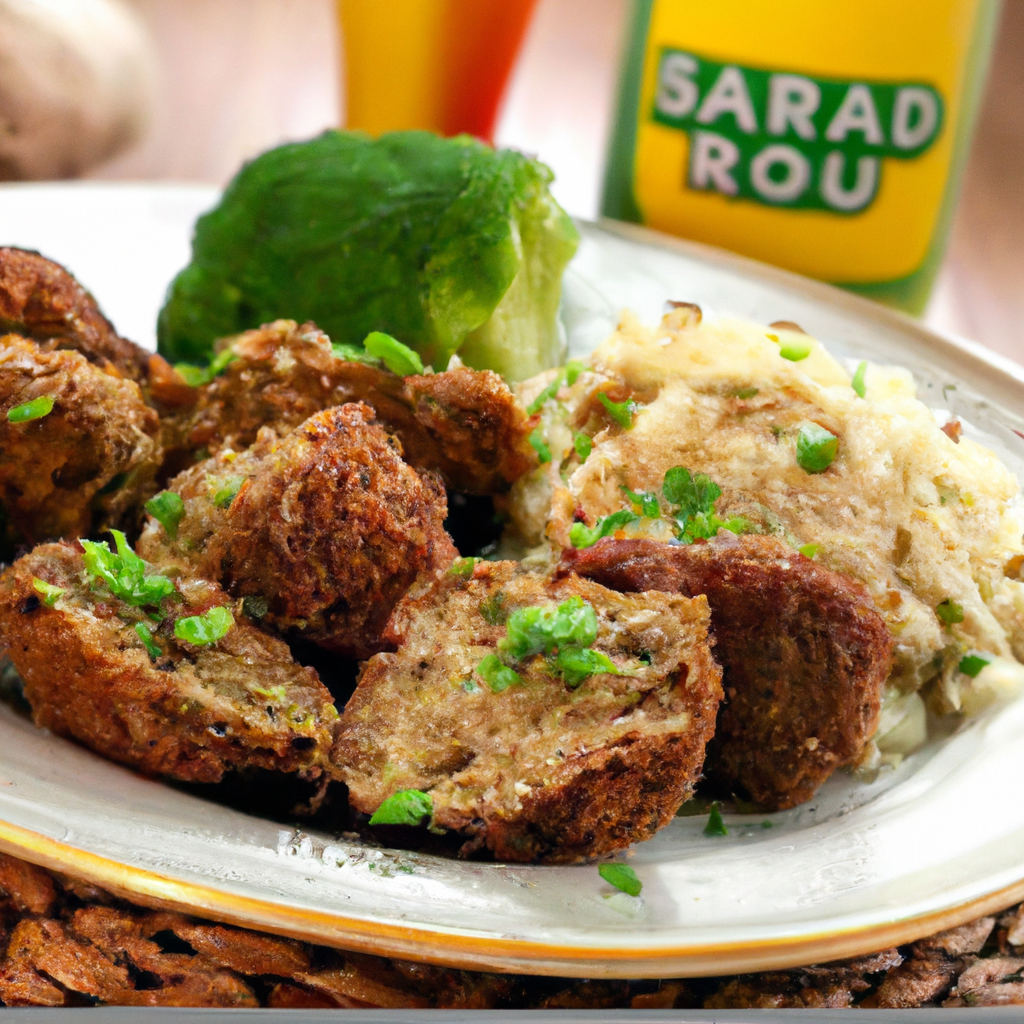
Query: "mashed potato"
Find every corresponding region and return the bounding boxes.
[508,305,1024,754]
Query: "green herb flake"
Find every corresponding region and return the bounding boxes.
[598,862,642,897]
[145,491,185,540]
[799,543,820,559]
[796,424,839,474]
[174,363,210,387]
[936,598,965,625]
[598,392,638,429]
[7,395,54,423]
[475,653,522,693]
[569,510,639,549]
[368,789,433,827]
[363,331,424,376]
[564,360,585,386]
[529,428,552,464]
[212,476,245,509]
[761,819,774,829]
[241,595,269,619]
[704,802,728,836]
[778,337,813,361]
[851,361,868,398]
[573,432,592,462]
[553,646,629,687]
[526,372,564,415]
[253,683,288,702]
[620,486,661,519]
[958,653,991,678]
[662,466,721,520]
[173,605,234,646]
[80,531,176,608]
[461,678,481,693]
[331,341,380,365]
[134,621,162,660]
[734,387,759,400]
[31,578,63,607]
[478,592,508,626]
[448,556,479,577]
[500,596,598,662]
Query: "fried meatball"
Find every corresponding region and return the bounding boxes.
[562,534,893,810]
[333,561,722,862]
[0,543,339,783]
[138,404,457,659]
[166,320,536,494]
[0,336,162,542]
[0,248,152,383]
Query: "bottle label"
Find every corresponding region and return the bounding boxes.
[630,0,985,285]
[653,52,943,215]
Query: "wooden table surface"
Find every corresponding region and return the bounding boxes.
[95,0,1024,364]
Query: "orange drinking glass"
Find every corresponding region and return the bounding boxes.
[339,0,539,142]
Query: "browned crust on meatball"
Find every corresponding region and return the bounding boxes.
[0,336,162,542]
[168,320,535,494]
[333,561,722,862]
[139,404,457,659]
[562,534,893,810]
[0,543,339,783]
[0,248,151,382]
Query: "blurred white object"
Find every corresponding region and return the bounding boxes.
[0,0,156,179]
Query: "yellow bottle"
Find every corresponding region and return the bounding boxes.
[602,0,1001,313]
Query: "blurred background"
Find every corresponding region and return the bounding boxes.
[1,0,1021,360]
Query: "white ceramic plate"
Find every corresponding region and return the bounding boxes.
[2,183,1024,978]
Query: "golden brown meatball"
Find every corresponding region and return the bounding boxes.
[166,320,536,494]
[0,542,339,783]
[0,248,152,383]
[0,335,162,543]
[139,404,457,658]
[562,534,893,810]
[333,560,722,862]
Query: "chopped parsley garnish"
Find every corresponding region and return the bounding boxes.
[475,653,522,692]
[553,646,628,687]
[621,486,661,519]
[500,596,597,661]
[479,592,508,625]
[174,347,238,387]
[704,801,728,836]
[799,543,819,558]
[598,863,642,897]
[368,789,433,826]
[212,476,245,509]
[761,819,774,829]
[134,621,162,660]
[958,653,991,678]
[936,598,965,625]
[461,678,481,693]
[796,424,839,473]
[663,466,721,519]
[145,490,185,540]
[363,331,424,376]
[775,336,812,361]
[734,387,759,400]
[526,373,564,415]
[173,605,234,646]
[569,510,639,549]
[573,432,592,461]
[564,360,585,386]
[80,531,176,608]
[851,361,867,398]
[331,341,380,365]
[448,556,479,577]
[529,428,552,464]
[678,512,752,545]
[7,395,54,423]
[31,578,63,606]
[598,391,638,429]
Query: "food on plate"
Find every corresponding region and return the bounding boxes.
[511,306,1024,772]
[562,534,893,809]
[157,131,579,381]
[0,539,339,783]
[163,320,536,495]
[333,560,722,862]
[0,335,162,543]
[0,248,153,383]
[139,403,456,659]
